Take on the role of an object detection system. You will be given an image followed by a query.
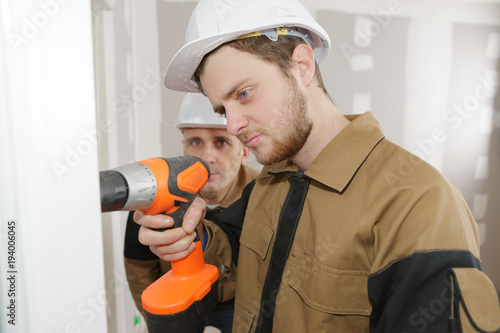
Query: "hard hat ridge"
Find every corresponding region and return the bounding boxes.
[164,0,331,92]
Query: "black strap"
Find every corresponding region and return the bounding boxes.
[255,172,310,332]
[205,206,223,220]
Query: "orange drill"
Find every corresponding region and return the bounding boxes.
[99,156,219,332]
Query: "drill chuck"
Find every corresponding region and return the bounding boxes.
[99,170,128,212]
[100,162,158,212]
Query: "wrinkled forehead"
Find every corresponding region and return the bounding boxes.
[183,127,233,140]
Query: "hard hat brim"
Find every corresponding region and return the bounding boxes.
[176,123,227,130]
[164,16,330,93]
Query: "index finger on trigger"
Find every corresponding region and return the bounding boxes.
[133,210,173,229]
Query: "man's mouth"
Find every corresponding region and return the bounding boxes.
[209,169,220,179]
[244,134,261,149]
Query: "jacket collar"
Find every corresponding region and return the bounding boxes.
[263,112,385,192]
[219,164,260,208]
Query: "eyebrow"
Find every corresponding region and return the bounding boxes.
[185,135,232,142]
[185,136,202,143]
[213,135,232,142]
[212,78,249,114]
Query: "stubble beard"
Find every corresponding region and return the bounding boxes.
[247,77,313,166]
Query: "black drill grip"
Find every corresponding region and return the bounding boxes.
[155,195,201,241]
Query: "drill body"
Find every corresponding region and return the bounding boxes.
[99,156,219,333]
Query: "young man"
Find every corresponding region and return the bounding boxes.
[135,0,500,332]
[124,93,260,332]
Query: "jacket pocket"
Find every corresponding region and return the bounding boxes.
[233,305,256,333]
[450,267,500,332]
[239,211,274,261]
[289,263,371,315]
[285,250,371,332]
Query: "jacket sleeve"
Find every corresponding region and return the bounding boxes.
[367,177,500,332]
[368,250,500,332]
[124,258,162,314]
[203,179,255,267]
[202,180,255,292]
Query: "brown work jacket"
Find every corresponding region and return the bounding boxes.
[203,112,500,332]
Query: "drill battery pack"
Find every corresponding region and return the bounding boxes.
[141,241,220,333]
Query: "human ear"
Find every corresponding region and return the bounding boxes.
[292,44,316,87]
[240,145,250,165]
[181,139,187,154]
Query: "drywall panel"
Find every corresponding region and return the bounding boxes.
[0,0,107,332]
[441,22,500,284]
[157,2,197,159]
[317,10,410,146]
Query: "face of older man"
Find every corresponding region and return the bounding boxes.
[183,127,248,204]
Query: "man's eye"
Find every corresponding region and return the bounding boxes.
[240,90,249,99]
[217,140,228,146]
[190,140,201,146]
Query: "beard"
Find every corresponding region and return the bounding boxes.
[241,76,312,166]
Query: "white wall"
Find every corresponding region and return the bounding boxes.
[0,0,107,332]
[91,0,154,332]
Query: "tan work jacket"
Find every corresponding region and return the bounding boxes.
[124,164,259,313]
[203,112,500,332]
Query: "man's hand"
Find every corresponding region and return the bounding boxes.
[134,197,207,261]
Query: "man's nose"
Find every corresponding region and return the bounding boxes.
[201,146,216,164]
[225,108,248,136]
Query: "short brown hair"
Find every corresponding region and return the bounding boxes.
[194,35,329,96]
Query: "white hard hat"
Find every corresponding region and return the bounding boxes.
[175,93,227,129]
[164,0,331,92]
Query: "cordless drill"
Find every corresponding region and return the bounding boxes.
[99,156,219,333]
